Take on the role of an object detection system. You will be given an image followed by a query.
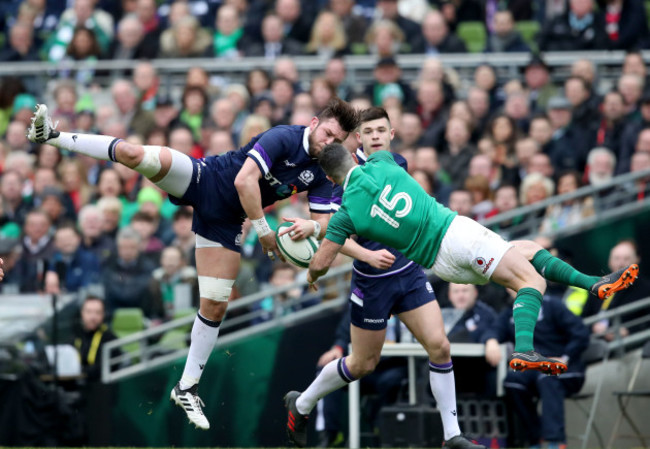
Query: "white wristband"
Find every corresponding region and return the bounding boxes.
[251,217,272,237]
[310,220,322,237]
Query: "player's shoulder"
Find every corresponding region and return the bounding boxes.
[366,150,398,164]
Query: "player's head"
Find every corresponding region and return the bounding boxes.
[319,142,357,185]
[308,98,359,157]
[357,107,394,155]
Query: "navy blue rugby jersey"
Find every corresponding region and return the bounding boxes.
[210,125,332,216]
[331,147,415,277]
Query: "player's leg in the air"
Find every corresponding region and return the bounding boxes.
[27,104,239,429]
[512,240,639,300]
[399,300,486,449]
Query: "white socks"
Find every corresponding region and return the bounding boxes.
[48,132,119,161]
[429,361,462,441]
[296,357,355,415]
[179,312,221,390]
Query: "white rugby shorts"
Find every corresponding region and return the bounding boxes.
[431,215,513,285]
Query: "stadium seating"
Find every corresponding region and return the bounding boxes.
[457,22,487,53]
[111,308,145,355]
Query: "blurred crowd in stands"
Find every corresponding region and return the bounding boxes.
[0,0,650,332]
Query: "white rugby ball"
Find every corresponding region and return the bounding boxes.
[276,222,319,268]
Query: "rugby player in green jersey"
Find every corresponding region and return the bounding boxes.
[285,108,638,448]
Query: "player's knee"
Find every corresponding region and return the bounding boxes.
[349,354,380,378]
[424,335,450,362]
[118,142,144,167]
[512,240,543,261]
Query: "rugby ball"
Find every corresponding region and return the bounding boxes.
[276,222,319,268]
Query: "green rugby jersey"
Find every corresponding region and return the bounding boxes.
[326,151,457,268]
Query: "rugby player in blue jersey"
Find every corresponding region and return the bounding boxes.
[27,99,359,429]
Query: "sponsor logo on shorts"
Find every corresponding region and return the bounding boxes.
[235,233,242,246]
[475,257,494,274]
[425,282,433,293]
[196,161,202,183]
[299,170,314,185]
[364,318,385,324]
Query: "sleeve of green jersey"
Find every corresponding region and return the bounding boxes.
[325,207,356,245]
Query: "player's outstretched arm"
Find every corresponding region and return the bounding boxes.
[234,159,283,260]
[340,238,395,269]
[0,258,4,282]
[307,239,343,289]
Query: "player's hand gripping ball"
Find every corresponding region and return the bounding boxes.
[276,222,319,268]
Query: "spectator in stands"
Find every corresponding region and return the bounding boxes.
[527,152,555,181]
[414,146,453,204]
[111,79,156,139]
[39,187,70,227]
[135,0,162,39]
[176,86,208,143]
[486,184,525,240]
[571,58,598,91]
[545,96,579,171]
[130,210,165,264]
[621,150,650,200]
[44,0,114,62]
[0,22,39,62]
[618,94,650,174]
[375,0,422,44]
[5,120,32,153]
[78,204,115,263]
[585,147,616,187]
[244,14,303,59]
[485,9,529,53]
[211,4,245,59]
[539,0,607,51]
[565,76,600,168]
[599,0,650,49]
[486,114,518,170]
[540,170,594,234]
[102,226,155,316]
[364,57,413,110]
[275,0,314,44]
[474,64,502,112]
[324,57,352,102]
[617,73,644,120]
[251,263,306,324]
[522,55,558,113]
[364,19,407,57]
[484,291,589,449]
[170,206,195,265]
[96,196,123,239]
[58,158,92,213]
[467,87,491,137]
[329,0,368,48]
[395,112,423,150]
[1,170,29,226]
[446,281,496,345]
[469,153,501,191]
[137,185,174,244]
[73,295,119,381]
[519,173,555,231]
[14,209,54,292]
[413,10,467,54]
[528,115,553,155]
[439,117,476,185]
[417,80,449,148]
[305,11,348,58]
[582,240,650,339]
[132,62,159,112]
[159,16,211,58]
[44,224,100,294]
[270,77,296,125]
[622,50,648,82]
[147,246,199,322]
[448,188,474,217]
[108,14,158,65]
[593,91,626,159]
[245,68,271,98]
[504,91,531,133]
[465,175,493,221]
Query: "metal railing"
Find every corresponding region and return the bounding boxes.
[480,168,650,241]
[101,262,352,383]
[2,50,643,95]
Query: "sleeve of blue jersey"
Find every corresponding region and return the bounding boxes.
[245,127,289,175]
[330,183,344,212]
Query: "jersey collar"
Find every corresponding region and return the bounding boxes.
[342,165,359,191]
[302,127,310,156]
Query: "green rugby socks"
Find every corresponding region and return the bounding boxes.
[513,287,543,353]
[531,249,599,290]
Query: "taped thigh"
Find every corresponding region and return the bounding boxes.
[198,276,234,302]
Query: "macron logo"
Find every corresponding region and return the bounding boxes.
[364,318,385,324]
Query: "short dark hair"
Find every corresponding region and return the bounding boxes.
[131,211,156,224]
[318,98,360,133]
[319,142,356,181]
[173,206,193,221]
[359,107,390,126]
